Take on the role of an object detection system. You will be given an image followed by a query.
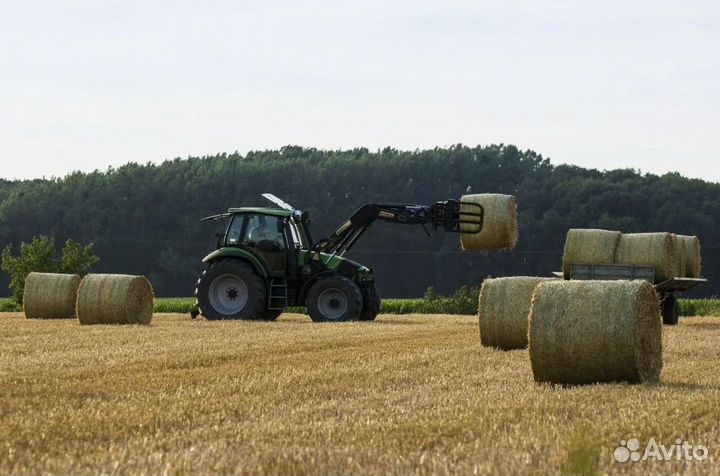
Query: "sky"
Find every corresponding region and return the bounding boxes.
[1,0,719,181]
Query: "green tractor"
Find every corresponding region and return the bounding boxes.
[193,194,483,322]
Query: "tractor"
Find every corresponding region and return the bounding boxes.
[192,194,483,322]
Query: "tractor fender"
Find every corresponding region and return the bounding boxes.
[202,248,269,278]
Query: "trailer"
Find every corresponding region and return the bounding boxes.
[552,263,707,325]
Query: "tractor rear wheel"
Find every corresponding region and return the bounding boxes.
[306,275,363,322]
[359,283,381,321]
[196,259,267,320]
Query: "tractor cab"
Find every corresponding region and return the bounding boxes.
[222,208,296,277]
[202,204,316,277]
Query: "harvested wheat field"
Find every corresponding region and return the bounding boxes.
[1,313,720,475]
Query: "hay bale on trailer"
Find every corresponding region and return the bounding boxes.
[614,232,679,282]
[77,274,154,325]
[673,234,687,278]
[561,229,622,279]
[23,272,81,319]
[528,280,662,385]
[478,276,556,350]
[676,235,702,278]
[460,194,518,251]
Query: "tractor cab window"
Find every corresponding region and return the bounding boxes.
[242,214,287,274]
[225,216,244,245]
[244,215,287,251]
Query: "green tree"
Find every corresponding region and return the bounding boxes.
[1,236,99,304]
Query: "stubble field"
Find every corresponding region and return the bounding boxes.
[1,312,719,475]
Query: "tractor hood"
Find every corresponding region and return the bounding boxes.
[298,251,371,277]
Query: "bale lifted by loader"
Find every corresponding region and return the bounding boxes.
[192,194,483,322]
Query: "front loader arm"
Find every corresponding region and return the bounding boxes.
[316,200,483,256]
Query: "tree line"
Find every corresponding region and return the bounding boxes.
[0,145,717,298]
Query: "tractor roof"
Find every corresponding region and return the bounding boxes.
[227,207,293,217]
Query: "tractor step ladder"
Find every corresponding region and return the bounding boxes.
[268,278,288,310]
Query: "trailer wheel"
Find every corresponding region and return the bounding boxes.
[306,275,363,322]
[359,283,381,321]
[662,294,679,326]
[196,259,267,320]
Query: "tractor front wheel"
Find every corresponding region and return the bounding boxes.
[196,259,267,320]
[306,276,363,322]
[359,283,381,321]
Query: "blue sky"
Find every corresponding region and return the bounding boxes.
[1,0,718,181]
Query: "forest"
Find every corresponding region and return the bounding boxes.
[0,144,718,298]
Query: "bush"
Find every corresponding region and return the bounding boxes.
[1,236,99,305]
[0,298,21,312]
[154,298,197,314]
[680,298,720,317]
[377,286,479,315]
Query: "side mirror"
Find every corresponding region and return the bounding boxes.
[215,232,223,247]
[277,221,284,233]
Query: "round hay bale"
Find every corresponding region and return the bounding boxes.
[478,276,556,350]
[23,272,81,319]
[460,194,518,251]
[676,235,701,278]
[76,274,154,325]
[673,234,687,279]
[614,232,679,282]
[561,229,622,279]
[528,280,662,385]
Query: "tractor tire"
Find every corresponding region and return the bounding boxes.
[195,259,267,320]
[260,310,283,321]
[662,294,679,326]
[306,275,363,322]
[359,283,381,321]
